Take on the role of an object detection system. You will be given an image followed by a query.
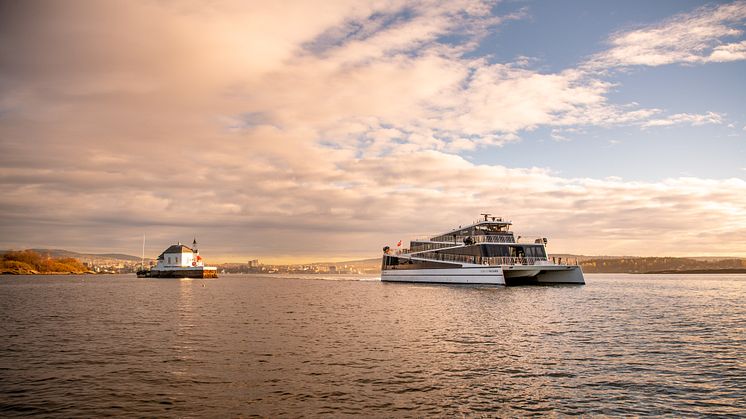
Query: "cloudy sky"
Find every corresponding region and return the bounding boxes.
[1,0,745,262]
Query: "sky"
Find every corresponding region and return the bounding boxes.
[1,0,745,263]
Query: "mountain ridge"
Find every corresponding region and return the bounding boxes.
[0,249,148,263]
[2,249,744,268]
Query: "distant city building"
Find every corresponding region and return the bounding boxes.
[248,259,260,268]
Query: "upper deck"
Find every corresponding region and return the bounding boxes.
[382,213,561,269]
[426,214,514,243]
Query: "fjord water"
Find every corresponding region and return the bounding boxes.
[1,274,744,417]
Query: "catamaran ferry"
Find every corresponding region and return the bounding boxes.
[381,214,584,285]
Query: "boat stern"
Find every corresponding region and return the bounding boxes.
[502,264,585,285]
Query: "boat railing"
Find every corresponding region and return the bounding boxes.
[409,242,461,252]
[513,236,547,244]
[480,256,549,266]
[409,252,550,266]
[415,234,549,245]
[472,235,545,244]
[388,248,410,255]
[417,252,481,264]
[472,235,517,244]
[415,235,517,244]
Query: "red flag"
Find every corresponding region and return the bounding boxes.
[397,240,402,247]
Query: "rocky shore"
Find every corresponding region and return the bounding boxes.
[1,250,91,275]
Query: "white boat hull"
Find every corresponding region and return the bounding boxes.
[531,266,585,283]
[381,265,584,285]
[381,267,506,284]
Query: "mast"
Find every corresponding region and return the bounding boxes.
[141,233,145,270]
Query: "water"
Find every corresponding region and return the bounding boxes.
[1,274,745,417]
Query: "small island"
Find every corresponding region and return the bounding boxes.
[1,250,89,275]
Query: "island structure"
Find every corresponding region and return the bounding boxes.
[138,238,218,278]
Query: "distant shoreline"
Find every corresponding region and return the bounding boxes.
[641,268,746,274]
[1,270,96,275]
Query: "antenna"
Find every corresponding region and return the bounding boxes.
[480,213,491,222]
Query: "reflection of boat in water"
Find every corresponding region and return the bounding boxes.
[137,237,218,278]
[381,213,584,285]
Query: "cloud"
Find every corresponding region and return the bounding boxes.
[708,39,746,62]
[550,129,570,141]
[641,111,725,128]
[2,150,745,259]
[589,1,746,68]
[443,67,616,134]
[1,1,744,260]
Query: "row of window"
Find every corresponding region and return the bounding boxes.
[433,244,545,258]
[409,241,459,252]
[164,256,193,264]
[481,245,546,258]
[382,256,455,270]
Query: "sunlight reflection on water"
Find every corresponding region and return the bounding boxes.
[1,274,745,416]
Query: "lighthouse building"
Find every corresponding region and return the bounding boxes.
[155,242,204,269]
[144,238,217,278]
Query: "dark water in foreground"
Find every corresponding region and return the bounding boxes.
[1,274,745,417]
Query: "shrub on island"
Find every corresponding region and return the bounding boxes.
[1,250,88,274]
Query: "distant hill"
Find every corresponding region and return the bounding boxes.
[0,249,150,264]
[548,254,638,262]
[644,268,746,274]
[309,258,380,267]
[323,255,746,274]
[3,249,744,274]
[579,257,746,274]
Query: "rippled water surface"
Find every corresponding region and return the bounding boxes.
[1,274,745,417]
